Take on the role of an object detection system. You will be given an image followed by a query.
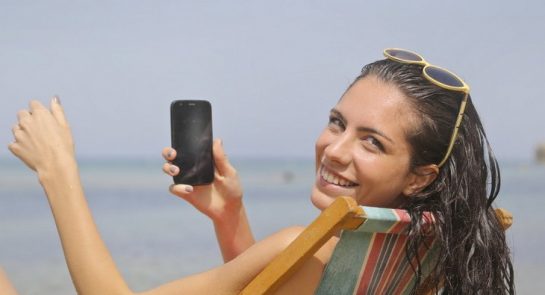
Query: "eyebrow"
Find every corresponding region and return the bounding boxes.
[330,108,395,144]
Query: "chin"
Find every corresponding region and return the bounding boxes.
[310,188,337,211]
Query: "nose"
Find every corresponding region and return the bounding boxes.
[323,132,352,166]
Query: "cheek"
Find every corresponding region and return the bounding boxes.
[353,154,406,190]
[351,151,378,174]
[355,156,411,198]
[314,130,329,167]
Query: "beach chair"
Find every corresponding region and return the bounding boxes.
[240,196,512,295]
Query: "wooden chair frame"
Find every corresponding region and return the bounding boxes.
[240,197,512,295]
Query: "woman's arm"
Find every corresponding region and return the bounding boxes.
[139,226,306,295]
[0,267,18,295]
[163,142,255,262]
[41,155,133,294]
[42,159,289,295]
[9,99,133,294]
[7,98,293,295]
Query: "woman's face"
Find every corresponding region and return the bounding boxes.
[311,75,418,210]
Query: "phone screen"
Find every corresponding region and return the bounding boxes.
[170,100,214,185]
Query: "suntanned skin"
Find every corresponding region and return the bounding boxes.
[165,76,438,263]
[0,267,18,295]
[7,76,437,294]
[7,99,330,295]
[162,142,255,263]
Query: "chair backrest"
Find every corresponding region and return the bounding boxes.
[315,206,438,295]
[239,197,512,295]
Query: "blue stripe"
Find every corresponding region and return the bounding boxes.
[355,207,401,234]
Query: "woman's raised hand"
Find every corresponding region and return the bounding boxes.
[163,141,254,261]
[162,140,243,221]
[8,97,75,176]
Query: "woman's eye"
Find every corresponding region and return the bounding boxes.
[362,136,384,152]
[328,116,344,131]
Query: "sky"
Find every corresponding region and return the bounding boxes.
[1,0,544,161]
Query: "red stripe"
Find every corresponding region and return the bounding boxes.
[351,209,437,294]
[375,235,408,294]
[391,237,434,294]
[356,233,386,294]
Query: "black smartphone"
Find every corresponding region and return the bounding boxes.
[170,100,214,185]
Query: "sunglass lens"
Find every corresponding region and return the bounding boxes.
[425,66,465,88]
[385,49,423,62]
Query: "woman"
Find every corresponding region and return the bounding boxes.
[8,49,514,294]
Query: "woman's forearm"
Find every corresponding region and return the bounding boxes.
[164,142,255,262]
[9,100,262,295]
[213,203,255,262]
[39,156,131,295]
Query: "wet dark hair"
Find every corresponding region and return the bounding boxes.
[352,59,515,294]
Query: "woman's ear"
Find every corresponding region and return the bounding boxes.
[403,164,439,196]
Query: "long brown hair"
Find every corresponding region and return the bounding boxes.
[353,59,515,294]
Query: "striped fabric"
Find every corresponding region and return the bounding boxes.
[315,206,438,295]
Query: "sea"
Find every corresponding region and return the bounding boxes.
[0,157,543,294]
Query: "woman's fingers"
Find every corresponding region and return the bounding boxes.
[213,139,235,177]
[29,100,46,112]
[7,140,35,171]
[161,147,179,175]
[169,184,194,195]
[17,99,61,130]
[162,162,180,176]
[17,109,30,120]
[17,110,31,129]
[10,124,25,148]
[8,98,76,173]
[7,141,19,156]
[11,124,22,137]
[50,96,68,126]
[162,147,177,161]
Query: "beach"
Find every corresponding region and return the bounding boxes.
[0,157,543,294]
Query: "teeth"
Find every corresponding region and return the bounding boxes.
[321,166,356,187]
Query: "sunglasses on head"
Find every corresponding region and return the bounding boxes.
[383,48,470,168]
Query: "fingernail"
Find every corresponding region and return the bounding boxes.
[185,185,193,193]
[53,95,61,105]
[167,149,173,158]
[169,165,178,174]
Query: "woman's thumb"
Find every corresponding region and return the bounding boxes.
[213,139,234,176]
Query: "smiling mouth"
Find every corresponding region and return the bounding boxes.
[320,166,358,187]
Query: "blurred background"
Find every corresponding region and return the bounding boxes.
[1,1,544,293]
